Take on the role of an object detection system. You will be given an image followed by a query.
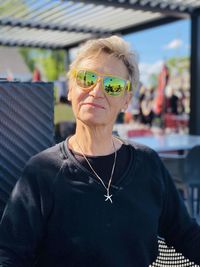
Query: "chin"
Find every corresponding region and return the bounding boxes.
[78,115,109,127]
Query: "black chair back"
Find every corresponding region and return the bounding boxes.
[0,82,54,218]
[184,145,200,184]
[183,145,200,217]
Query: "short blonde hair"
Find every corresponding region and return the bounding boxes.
[67,35,139,92]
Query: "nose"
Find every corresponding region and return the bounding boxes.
[89,77,103,97]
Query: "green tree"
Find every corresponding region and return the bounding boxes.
[19,48,35,72]
[148,73,158,88]
[41,50,66,81]
[0,0,27,15]
[19,48,66,81]
[167,56,190,75]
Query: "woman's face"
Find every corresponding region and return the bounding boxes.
[68,52,132,128]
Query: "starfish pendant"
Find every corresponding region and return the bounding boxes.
[104,194,113,203]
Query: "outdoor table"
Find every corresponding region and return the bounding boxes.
[129,133,200,153]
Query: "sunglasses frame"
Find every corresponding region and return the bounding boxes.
[72,68,131,96]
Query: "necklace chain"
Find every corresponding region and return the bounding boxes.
[75,137,117,203]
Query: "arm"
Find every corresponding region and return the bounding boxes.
[158,159,200,264]
[0,158,53,266]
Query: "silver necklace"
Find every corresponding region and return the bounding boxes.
[75,137,117,204]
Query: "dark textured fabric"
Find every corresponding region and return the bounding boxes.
[69,143,131,185]
[0,139,200,267]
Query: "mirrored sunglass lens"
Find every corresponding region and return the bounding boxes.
[104,77,126,96]
[77,70,97,88]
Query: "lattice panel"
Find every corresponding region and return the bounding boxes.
[0,82,54,217]
[151,239,199,267]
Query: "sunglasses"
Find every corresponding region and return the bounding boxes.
[73,69,131,96]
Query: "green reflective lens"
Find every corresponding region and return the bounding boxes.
[77,70,97,88]
[104,77,126,96]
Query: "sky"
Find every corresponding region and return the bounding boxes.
[124,19,191,86]
[70,19,191,87]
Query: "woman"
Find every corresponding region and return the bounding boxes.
[0,35,200,267]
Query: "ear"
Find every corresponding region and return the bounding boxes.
[67,77,76,101]
[67,86,72,101]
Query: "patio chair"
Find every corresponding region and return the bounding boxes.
[0,82,54,218]
[127,128,153,137]
[183,145,200,218]
[151,238,198,266]
[164,113,179,132]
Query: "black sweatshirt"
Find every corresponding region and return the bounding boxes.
[0,139,200,267]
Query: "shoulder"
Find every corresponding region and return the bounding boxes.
[119,137,166,181]
[118,136,160,163]
[23,142,65,184]
[27,142,64,169]
[131,141,163,170]
[129,141,172,190]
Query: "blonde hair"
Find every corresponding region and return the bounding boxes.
[67,35,139,92]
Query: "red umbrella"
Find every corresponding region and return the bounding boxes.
[153,64,169,115]
[32,67,41,82]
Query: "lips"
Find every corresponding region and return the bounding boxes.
[82,102,105,109]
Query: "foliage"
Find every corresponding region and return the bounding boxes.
[19,48,66,81]
[19,48,35,72]
[39,50,66,81]
[0,0,27,14]
[54,103,75,124]
[148,73,158,88]
[167,56,190,75]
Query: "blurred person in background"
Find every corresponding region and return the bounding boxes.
[139,87,155,126]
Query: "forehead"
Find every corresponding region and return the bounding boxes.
[77,52,129,79]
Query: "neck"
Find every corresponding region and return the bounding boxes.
[68,121,119,156]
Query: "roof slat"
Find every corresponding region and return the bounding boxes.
[0,0,199,49]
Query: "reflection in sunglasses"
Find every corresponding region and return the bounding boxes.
[74,69,130,96]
